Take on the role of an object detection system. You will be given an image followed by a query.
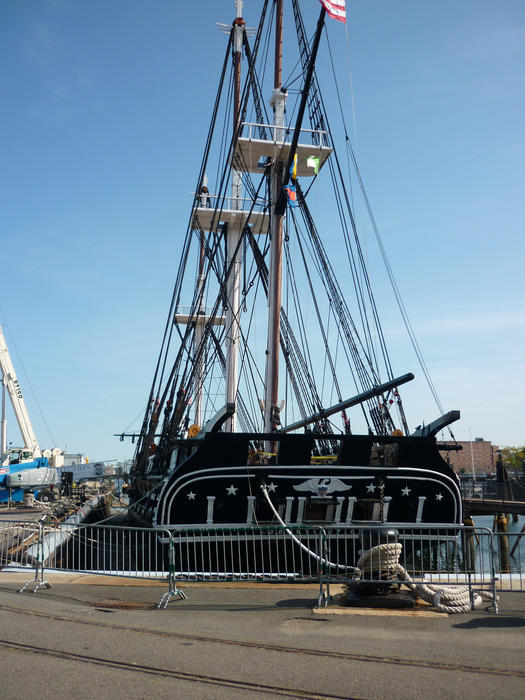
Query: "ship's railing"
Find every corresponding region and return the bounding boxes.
[192,193,267,211]
[3,520,524,610]
[240,121,330,148]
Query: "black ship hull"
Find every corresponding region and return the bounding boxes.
[127,432,462,530]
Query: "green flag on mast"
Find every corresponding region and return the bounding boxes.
[307,155,320,175]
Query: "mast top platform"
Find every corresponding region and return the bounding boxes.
[193,198,269,234]
[234,121,332,176]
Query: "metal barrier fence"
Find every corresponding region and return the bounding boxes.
[317,525,498,611]
[0,519,184,606]
[460,478,525,502]
[167,526,324,582]
[1,519,523,610]
[42,522,173,577]
[493,530,525,591]
[0,519,42,569]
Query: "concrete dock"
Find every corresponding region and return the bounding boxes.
[0,572,523,699]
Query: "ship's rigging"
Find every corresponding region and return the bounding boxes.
[121,1,462,538]
[131,1,431,475]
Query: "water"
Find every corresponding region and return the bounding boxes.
[474,514,523,535]
[474,514,524,574]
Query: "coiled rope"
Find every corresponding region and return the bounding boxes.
[355,543,495,614]
[261,485,496,614]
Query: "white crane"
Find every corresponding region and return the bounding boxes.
[0,326,63,469]
[0,326,42,462]
[0,327,64,502]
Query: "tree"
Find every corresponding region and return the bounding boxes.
[500,446,525,476]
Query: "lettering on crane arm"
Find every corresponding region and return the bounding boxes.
[13,380,23,400]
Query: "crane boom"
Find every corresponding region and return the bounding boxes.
[0,326,41,457]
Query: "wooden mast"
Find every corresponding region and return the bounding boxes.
[264,0,285,433]
[265,3,327,433]
[225,1,245,431]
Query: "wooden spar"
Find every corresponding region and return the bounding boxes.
[277,373,415,434]
[264,0,285,433]
[225,6,245,431]
[193,231,206,426]
[275,6,326,215]
[265,4,327,433]
[274,0,283,88]
[233,27,242,130]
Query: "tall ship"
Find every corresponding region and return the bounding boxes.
[123,0,462,538]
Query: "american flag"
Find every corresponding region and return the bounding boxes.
[319,0,346,23]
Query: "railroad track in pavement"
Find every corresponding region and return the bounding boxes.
[0,603,523,683]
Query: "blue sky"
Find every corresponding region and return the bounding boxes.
[1,0,524,461]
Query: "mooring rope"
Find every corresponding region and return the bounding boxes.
[261,485,358,572]
[356,543,495,614]
[261,485,496,614]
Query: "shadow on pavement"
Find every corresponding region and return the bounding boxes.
[453,616,525,629]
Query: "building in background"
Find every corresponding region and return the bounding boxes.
[63,453,88,467]
[437,438,498,476]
